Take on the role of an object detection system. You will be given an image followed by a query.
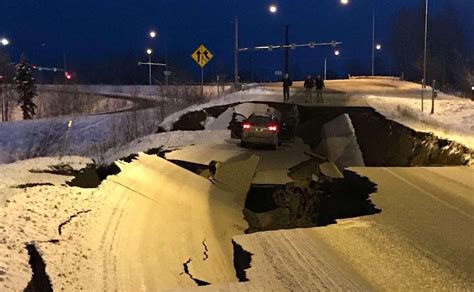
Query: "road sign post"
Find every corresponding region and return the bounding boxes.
[201,68,204,97]
[192,44,214,98]
[164,70,171,87]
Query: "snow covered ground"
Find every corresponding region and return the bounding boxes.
[0,88,276,165]
[362,92,474,149]
[0,79,472,291]
[0,156,95,290]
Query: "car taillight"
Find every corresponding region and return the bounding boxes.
[267,124,278,131]
[243,123,252,129]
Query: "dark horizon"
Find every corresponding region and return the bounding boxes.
[1,0,473,83]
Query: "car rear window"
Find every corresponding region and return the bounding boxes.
[248,115,273,126]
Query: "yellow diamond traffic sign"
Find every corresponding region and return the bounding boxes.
[192,44,214,68]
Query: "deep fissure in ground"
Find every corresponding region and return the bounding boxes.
[171,102,472,166]
[24,243,53,292]
[244,169,380,232]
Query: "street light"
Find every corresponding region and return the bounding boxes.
[1,37,10,122]
[146,49,153,85]
[235,5,278,85]
[149,31,157,39]
[269,4,278,13]
[340,0,349,5]
[376,44,382,50]
[325,50,341,80]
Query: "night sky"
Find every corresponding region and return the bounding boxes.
[1,0,473,81]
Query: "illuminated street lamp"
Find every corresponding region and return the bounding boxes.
[376,44,382,50]
[235,5,278,85]
[149,31,157,39]
[340,0,349,5]
[269,4,278,13]
[325,50,341,80]
[146,49,153,85]
[1,37,10,122]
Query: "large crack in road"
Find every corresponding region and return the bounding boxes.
[16,101,472,290]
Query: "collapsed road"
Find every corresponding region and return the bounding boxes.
[2,80,473,291]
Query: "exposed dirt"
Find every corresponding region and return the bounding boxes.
[244,167,380,232]
[298,106,472,166]
[170,103,237,132]
[48,148,169,188]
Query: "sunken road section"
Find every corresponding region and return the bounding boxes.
[168,102,472,166]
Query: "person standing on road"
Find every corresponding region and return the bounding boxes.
[282,73,293,102]
[304,75,315,103]
[315,75,325,103]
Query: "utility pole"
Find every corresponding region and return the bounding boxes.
[1,78,5,122]
[324,58,327,80]
[234,16,239,86]
[138,59,166,85]
[421,0,429,112]
[148,54,152,85]
[285,25,290,75]
[249,50,254,83]
[371,10,375,76]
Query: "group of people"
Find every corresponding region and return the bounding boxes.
[281,74,325,103]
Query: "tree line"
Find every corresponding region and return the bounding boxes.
[390,2,473,95]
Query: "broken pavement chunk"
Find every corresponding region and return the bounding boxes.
[319,161,344,179]
[317,114,365,170]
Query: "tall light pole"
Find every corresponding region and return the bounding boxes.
[1,38,10,122]
[234,16,239,85]
[421,0,429,112]
[234,4,278,86]
[325,49,341,80]
[146,49,153,85]
[372,10,375,76]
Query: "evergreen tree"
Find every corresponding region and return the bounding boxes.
[14,56,37,119]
